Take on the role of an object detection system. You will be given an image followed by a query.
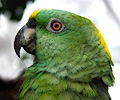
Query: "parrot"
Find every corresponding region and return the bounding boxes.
[14,9,115,100]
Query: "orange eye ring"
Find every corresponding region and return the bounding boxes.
[52,22,62,31]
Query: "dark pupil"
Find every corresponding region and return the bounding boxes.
[55,24,59,28]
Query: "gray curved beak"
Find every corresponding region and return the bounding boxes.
[14,25,36,57]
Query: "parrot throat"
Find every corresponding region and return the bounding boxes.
[34,38,95,79]
[34,43,80,77]
[34,38,83,78]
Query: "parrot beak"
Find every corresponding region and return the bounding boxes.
[14,25,36,57]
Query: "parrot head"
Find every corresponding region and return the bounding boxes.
[14,9,98,57]
[14,9,112,75]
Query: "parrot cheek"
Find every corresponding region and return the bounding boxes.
[14,25,36,57]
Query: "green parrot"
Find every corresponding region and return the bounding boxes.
[14,9,115,100]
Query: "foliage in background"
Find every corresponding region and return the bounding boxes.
[1,0,35,21]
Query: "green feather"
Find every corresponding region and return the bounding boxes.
[102,73,115,86]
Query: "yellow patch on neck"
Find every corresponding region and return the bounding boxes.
[29,9,40,19]
[96,29,112,58]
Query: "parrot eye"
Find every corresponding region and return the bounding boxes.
[52,21,62,31]
[46,18,65,33]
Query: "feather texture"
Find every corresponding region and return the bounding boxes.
[18,9,114,100]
